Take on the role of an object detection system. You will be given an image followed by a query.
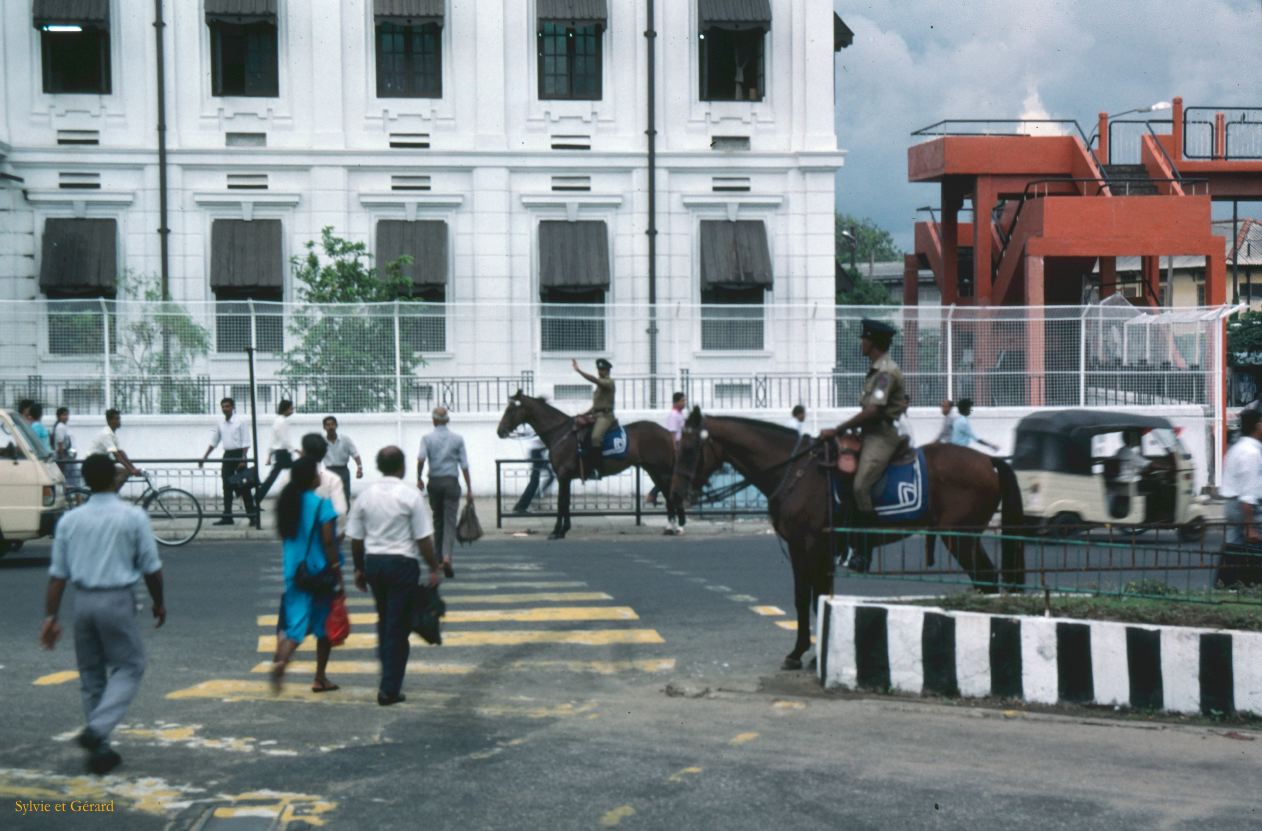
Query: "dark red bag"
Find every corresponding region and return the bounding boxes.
[325,594,350,646]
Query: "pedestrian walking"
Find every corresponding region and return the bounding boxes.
[269,458,342,694]
[786,404,807,435]
[1219,409,1262,586]
[322,416,363,504]
[53,406,81,488]
[257,400,296,500]
[300,432,349,520]
[935,400,958,443]
[950,399,999,452]
[19,399,52,455]
[348,446,442,706]
[645,392,687,507]
[39,453,165,775]
[510,425,555,515]
[88,409,140,490]
[198,397,258,528]
[417,406,471,578]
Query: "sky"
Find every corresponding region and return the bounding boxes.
[832,0,1262,252]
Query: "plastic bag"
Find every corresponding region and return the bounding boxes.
[325,594,350,646]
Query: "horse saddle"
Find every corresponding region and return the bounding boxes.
[829,434,928,522]
[576,420,629,460]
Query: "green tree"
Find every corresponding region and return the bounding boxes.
[836,267,895,306]
[115,271,211,414]
[835,213,903,270]
[1228,309,1262,367]
[281,228,425,413]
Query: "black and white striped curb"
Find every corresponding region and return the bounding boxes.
[816,597,1262,716]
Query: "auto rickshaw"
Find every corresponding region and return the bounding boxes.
[1012,410,1207,540]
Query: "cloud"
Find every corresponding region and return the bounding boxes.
[833,0,1262,250]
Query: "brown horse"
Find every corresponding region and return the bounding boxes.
[496,391,683,539]
[671,407,1025,670]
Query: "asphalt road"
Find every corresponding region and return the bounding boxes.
[1,528,1259,830]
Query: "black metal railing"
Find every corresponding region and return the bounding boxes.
[1183,107,1262,160]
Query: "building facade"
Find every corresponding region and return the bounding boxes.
[0,0,847,401]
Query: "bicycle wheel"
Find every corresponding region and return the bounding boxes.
[65,487,92,509]
[143,487,203,547]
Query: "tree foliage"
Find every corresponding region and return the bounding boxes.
[115,271,211,414]
[1228,309,1262,367]
[835,213,903,268]
[281,228,425,413]
[836,266,895,306]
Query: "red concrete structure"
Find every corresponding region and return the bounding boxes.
[903,97,1262,309]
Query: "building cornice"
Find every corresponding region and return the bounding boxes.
[358,192,465,221]
[191,191,302,220]
[23,189,135,217]
[520,194,625,220]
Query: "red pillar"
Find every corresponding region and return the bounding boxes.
[1026,256,1046,407]
[902,254,919,306]
[1206,248,1226,306]
[1097,112,1110,164]
[1140,256,1161,307]
[1215,113,1227,160]
[1171,97,1184,162]
[974,179,995,304]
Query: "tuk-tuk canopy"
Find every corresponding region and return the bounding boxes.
[1013,410,1175,475]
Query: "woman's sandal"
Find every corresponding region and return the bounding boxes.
[311,680,340,693]
[269,661,286,695]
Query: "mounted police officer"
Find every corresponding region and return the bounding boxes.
[834,318,908,524]
[572,358,616,479]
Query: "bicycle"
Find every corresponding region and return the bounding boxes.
[66,470,204,547]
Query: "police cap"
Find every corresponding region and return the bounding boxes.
[595,358,613,370]
[860,318,897,340]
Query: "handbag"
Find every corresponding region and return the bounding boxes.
[293,505,339,596]
[227,466,260,497]
[410,584,447,645]
[456,501,483,545]
[325,594,350,646]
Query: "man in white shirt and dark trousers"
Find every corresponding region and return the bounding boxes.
[257,400,295,501]
[322,416,363,504]
[39,453,166,775]
[198,397,257,528]
[348,446,441,706]
[1219,409,1262,587]
[89,409,141,490]
[418,406,472,578]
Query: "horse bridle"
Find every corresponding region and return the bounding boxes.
[678,417,821,504]
[508,397,577,449]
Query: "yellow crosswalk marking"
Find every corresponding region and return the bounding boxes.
[729,731,760,746]
[165,680,596,718]
[32,671,79,686]
[257,629,665,651]
[249,658,677,676]
[343,592,613,606]
[751,606,786,617]
[439,581,587,591]
[457,563,544,571]
[258,607,638,627]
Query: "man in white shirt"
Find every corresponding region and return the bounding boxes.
[198,397,256,528]
[787,404,807,435]
[1221,409,1262,548]
[88,409,140,490]
[257,400,295,500]
[300,433,349,521]
[935,400,958,443]
[1114,430,1145,485]
[347,446,441,706]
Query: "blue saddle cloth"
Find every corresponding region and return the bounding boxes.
[600,425,629,460]
[832,448,929,522]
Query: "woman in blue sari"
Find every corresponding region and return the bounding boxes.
[270,458,342,693]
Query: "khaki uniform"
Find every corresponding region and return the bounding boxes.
[853,354,909,513]
[589,376,616,447]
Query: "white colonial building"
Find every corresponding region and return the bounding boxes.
[0,0,848,408]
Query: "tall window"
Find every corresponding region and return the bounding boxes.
[538,220,609,352]
[699,27,765,102]
[210,220,284,353]
[537,22,602,100]
[376,21,442,98]
[40,219,119,356]
[210,22,279,97]
[40,28,111,94]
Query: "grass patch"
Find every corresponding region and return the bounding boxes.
[907,591,1262,631]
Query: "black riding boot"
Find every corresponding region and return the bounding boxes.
[844,510,879,573]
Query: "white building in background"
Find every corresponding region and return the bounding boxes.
[0,0,850,403]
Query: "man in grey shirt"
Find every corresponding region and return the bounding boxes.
[40,453,166,776]
[417,406,472,578]
[322,415,364,503]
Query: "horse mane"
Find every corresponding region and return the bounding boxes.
[709,414,801,438]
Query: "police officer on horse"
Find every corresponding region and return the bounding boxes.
[832,319,908,548]
[571,358,616,480]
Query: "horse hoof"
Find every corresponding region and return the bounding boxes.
[781,657,803,671]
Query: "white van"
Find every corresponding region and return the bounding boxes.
[0,409,66,554]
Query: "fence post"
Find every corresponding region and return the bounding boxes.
[634,465,642,527]
[393,300,403,444]
[1079,306,1089,406]
[945,305,955,401]
[100,297,112,409]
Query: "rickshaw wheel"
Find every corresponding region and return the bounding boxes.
[1047,512,1081,538]
[1177,516,1205,543]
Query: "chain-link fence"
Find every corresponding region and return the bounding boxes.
[0,298,1231,418]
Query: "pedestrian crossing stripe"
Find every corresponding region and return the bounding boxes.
[452,563,545,571]
[166,680,597,717]
[752,606,787,617]
[257,629,665,651]
[32,671,79,686]
[343,592,613,606]
[437,581,589,591]
[257,607,638,626]
[248,658,677,676]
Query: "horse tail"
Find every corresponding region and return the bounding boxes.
[991,457,1026,588]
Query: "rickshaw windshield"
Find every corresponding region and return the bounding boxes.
[3,411,52,462]
[1012,430,1093,475]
